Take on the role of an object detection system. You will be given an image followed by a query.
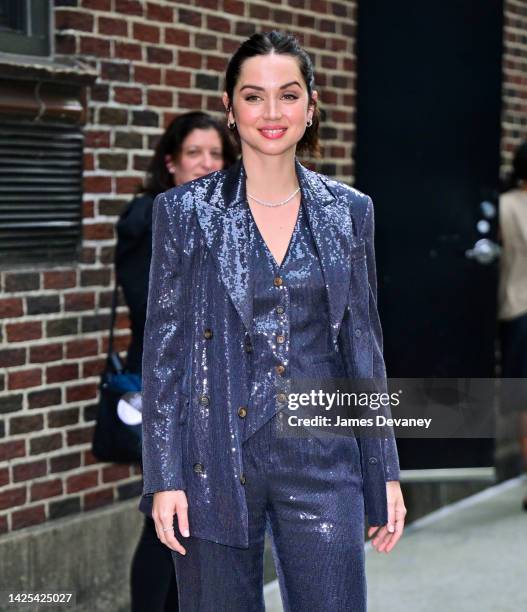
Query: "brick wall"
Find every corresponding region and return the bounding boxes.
[501,0,527,179]
[0,0,358,535]
[1,0,526,537]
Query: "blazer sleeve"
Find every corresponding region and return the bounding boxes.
[141,190,187,495]
[363,195,401,482]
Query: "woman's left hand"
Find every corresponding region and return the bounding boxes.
[367,480,406,553]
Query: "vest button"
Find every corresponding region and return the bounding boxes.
[276,305,285,315]
[199,394,209,406]
[238,406,247,418]
[276,334,285,344]
[203,328,213,339]
[274,276,283,287]
[275,364,285,375]
[276,393,287,403]
[355,328,362,338]
[193,462,204,474]
[240,473,246,485]
[368,456,378,465]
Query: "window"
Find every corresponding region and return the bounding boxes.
[0,0,51,57]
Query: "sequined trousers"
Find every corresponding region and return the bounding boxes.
[170,410,366,612]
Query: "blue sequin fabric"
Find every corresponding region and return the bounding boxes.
[139,155,400,548]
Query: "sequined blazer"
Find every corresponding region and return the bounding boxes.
[140,155,400,548]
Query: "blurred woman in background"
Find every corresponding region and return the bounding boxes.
[115,111,238,611]
[498,140,527,511]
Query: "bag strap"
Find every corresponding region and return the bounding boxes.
[105,271,123,373]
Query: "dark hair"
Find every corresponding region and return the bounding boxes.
[224,31,322,159]
[502,140,527,193]
[140,111,239,196]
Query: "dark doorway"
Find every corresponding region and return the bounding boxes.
[354,1,504,468]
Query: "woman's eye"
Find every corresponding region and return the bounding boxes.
[245,94,299,101]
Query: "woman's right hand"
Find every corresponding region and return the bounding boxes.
[152,490,189,554]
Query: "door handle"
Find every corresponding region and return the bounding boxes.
[465,238,501,264]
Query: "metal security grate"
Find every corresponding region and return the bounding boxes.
[0,119,83,265]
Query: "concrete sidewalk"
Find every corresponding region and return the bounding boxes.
[265,475,527,611]
[367,475,527,612]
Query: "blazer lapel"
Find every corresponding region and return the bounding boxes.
[297,159,353,346]
[194,156,353,344]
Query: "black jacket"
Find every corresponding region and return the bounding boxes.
[115,193,155,374]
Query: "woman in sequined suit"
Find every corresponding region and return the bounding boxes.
[141,32,407,611]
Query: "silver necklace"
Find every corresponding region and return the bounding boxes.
[247,186,300,207]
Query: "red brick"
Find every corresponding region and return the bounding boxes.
[165,27,190,46]
[116,176,141,194]
[179,92,202,109]
[84,176,112,193]
[43,270,76,290]
[28,387,61,409]
[5,321,41,343]
[133,22,160,43]
[205,55,225,73]
[178,50,201,69]
[102,464,131,482]
[13,460,47,482]
[146,2,173,22]
[98,16,127,36]
[67,425,95,446]
[66,470,98,493]
[0,348,25,368]
[114,41,141,60]
[12,505,45,530]
[206,15,230,33]
[83,222,115,240]
[66,383,98,403]
[165,69,190,88]
[48,407,79,428]
[55,9,94,32]
[134,65,161,85]
[84,152,95,171]
[31,479,63,501]
[84,130,111,148]
[8,368,42,390]
[80,35,110,57]
[66,338,98,359]
[64,292,96,312]
[10,413,44,435]
[0,515,7,535]
[84,488,114,510]
[30,433,62,455]
[147,46,172,64]
[29,344,63,364]
[115,0,143,16]
[46,363,79,384]
[0,298,23,318]
[147,89,173,107]
[50,452,81,473]
[0,467,9,487]
[223,0,243,15]
[114,86,142,105]
[82,0,111,10]
[0,487,26,511]
[82,357,106,377]
[0,440,26,462]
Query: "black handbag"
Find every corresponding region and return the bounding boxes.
[92,279,143,464]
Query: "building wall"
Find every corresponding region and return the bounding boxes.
[501,0,527,177]
[1,0,526,538]
[0,0,358,535]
